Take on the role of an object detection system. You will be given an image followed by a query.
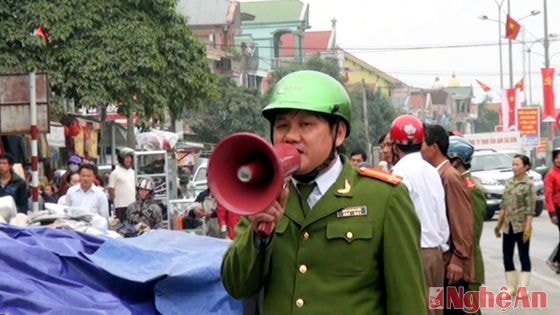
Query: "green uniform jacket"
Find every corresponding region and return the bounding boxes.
[221,161,427,315]
[501,174,536,234]
[464,174,486,286]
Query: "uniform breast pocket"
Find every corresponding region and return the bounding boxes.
[325,221,374,276]
[274,217,290,236]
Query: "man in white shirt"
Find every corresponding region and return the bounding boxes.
[66,164,109,219]
[108,148,136,221]
[390,115,450,315]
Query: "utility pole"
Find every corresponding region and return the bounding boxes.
[361,79,371,162]
[507,0,514,88]
[543,0,550,68]
[543,0,554,149]
[521,28,527,105]
[496,0,505,90]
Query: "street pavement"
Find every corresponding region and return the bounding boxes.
[480,213,560,314]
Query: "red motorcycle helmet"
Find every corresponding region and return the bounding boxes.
[390,114,424,146]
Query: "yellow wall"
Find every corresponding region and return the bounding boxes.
[344,58,393,97]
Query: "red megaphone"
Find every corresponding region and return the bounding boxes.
[208,132,300,235]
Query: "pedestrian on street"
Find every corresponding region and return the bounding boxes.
[59,154,82,195]
[421,124,474,315]
[349,148,367,166]
[495,154,535,299]
[378,133,396,171]
[447,136,486,314]
[108,148,136,222]
[221,70,427,315]
[65,164,109,219]
[0,153,29,213]
[390,115,449,315]
[217,201,240,240]
[544,148,560,274]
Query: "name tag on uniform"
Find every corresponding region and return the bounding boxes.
[336,206,367,218]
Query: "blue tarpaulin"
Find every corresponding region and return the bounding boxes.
[89,229,242,315]
[0,224,242,315]
[0,224,156,314]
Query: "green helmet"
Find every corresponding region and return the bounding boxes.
[263,70,351,137]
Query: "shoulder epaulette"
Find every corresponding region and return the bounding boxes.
[464,176,476,189]
[358,167,402,186]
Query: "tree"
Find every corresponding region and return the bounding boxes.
[345,88,399,155]
[189,77,267,143]
[473,95,499,132]
[268,55,342,90]
[0,0,217,126]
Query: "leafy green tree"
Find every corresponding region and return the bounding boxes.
[0,0,217,126]
[473,95,499,132]
[345,88,399,155]
[190,77,267,143]
[268,55,342,89]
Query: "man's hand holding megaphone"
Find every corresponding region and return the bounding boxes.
[247,185,290,234]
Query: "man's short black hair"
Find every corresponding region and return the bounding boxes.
[78,163,98,174]
[423,124,449,155]
[0,153,15,165]
[350,148,367,161]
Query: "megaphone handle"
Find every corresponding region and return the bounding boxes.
[257,222,274,236]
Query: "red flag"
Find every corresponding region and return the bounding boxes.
[505,15,521,40]
[542,67,556,122]
[502,88,519,129]
[514,78,524,91]
[476,80,492,92]
[33,26,48,40]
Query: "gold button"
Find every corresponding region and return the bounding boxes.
[302,232,310,240]
[295,298,304,307]
[346,231,354,239]
[299,264,308,274]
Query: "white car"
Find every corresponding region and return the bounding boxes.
[470,149,544,220]
[186,159,208,199]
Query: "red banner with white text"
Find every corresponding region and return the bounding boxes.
[542,67,556,122]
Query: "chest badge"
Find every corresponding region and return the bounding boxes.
[336,206,368,218]
[336,179,351,194]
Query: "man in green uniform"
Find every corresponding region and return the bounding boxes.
[447,136,485,314]
[221,70,427,315]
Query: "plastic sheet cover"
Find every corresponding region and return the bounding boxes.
[89,230,242,315]
[0,224,156,314]
[0,225,242,314]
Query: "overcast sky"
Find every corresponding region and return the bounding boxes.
[299,0,560,104]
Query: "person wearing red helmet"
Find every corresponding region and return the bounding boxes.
[390,115,449,315]
[421,124,475,315]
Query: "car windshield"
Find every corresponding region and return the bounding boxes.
[471,153,512,172]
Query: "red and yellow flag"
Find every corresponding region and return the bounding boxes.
[476,80,491,92]
[542,67,556,121]
[505,15,521,40]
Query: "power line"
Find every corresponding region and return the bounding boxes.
[217,37,560,52]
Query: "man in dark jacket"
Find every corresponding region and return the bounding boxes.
[0,153,29,213]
